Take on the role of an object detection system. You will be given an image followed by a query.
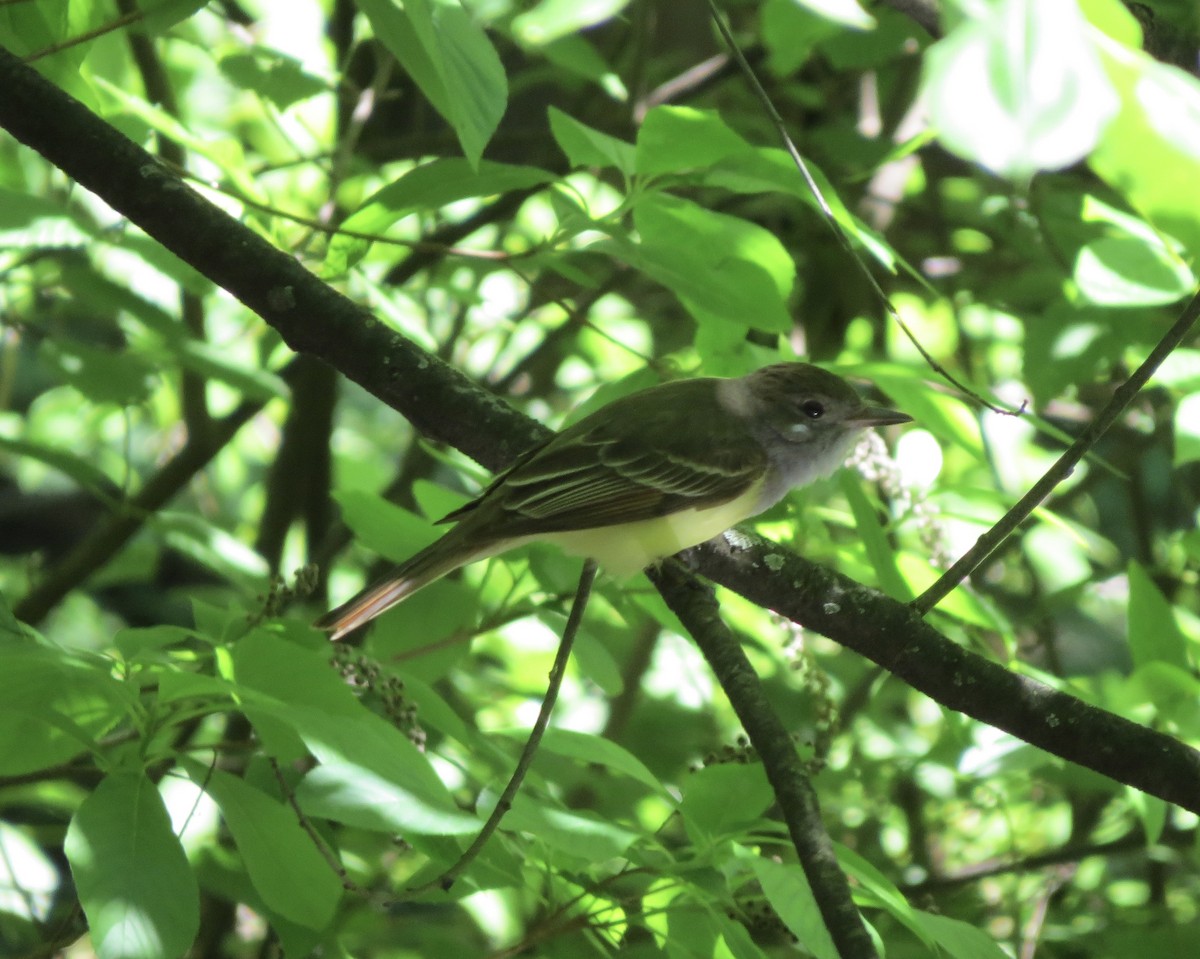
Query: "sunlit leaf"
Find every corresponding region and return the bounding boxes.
[64,773,199,959]
[621,193,794,333]
[635,106,750,177]
[1091,46,1200,256]
[1074,236,1194,306]
[354,0,506,166]
[511,0,633,45]
[923,0,1119,179]
[1174,391,1200,466]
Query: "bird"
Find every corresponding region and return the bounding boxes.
[316,362,912,640]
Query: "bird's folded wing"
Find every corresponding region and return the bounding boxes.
[443,389,767,535]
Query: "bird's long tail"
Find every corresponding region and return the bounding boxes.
[315,529,493,641]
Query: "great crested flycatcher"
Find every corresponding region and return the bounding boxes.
[317,362,911,640]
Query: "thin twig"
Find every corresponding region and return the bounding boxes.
[705,0,1011,416]
[22,10,141,62]
[270,758,366,896]
[914,287,1200,613]
[399,559,598,899]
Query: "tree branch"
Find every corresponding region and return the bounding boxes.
[649,561,876,959]
[695,530,1200,815]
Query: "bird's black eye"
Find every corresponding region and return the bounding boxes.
[800,400,825,419]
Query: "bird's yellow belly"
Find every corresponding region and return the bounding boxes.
[541,484,763,579]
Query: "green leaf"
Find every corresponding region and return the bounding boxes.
[1074,236,1194,306]
[500,726,668,794]
[139,0,211,35]
[570,627,624,695]
[923,0,1119,180]
[93,79,265,202]
[702,147,902,274]
[217,49,329,110]
[331,489,442,564]
[0,435,115,501]
[537,35,627,100]
[1174,391,1200,466]
[1127,560,1190,671]
[326,158,552,275]
[0,185,95,241]
[1091,50,1200,256]
[234,630,363,717]
[354,0,506,167]
[263,702,481,836]
[635,106,750,177]
[762,0,846,75]
[391,670,478,746]
[622,193,794,333]
[912,911,1009,959]
[839,472,912,601]
[1126,786,1167,846]
[192,765,341,930]
[500,794,639,861]
[836,844,933,946]
[64,773,199,959]
[45,340,156,406]
[231,629,365,761]
[149,510,271,585]
[114,625,198,659]
[365,578,479,682]
[548,106,636,175]
[511,0,633,45]
[1077,0,1142,47]
[173,339,289,402]
[750,857,838,959]
[0,647,126,776]
[678,763,774,841]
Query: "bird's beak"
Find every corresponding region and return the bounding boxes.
[848,406,913,427]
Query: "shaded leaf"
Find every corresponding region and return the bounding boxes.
[1127,560,1189,671]
[548,106,636,175]
[326,158,551,274]
[257,702,481,836]
[194,766,341,930]
[501,726,667,794]
[912,911,1009,959]
[751,857,838,959]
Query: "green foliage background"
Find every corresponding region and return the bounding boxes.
[2,0,1200,957]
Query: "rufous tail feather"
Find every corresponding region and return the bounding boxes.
[315,533,489,641]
